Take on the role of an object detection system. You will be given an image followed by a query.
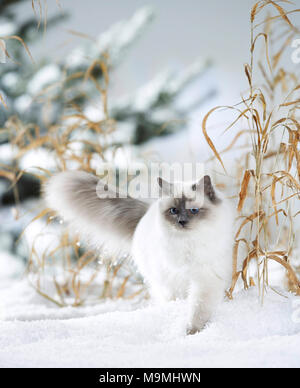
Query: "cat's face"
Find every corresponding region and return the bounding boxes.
[158,175,221,231]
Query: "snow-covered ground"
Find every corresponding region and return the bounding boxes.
[0,266,300,368]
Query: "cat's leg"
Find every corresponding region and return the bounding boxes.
[147,268,181,303]
[149,283,177,304]
[186,278,225,335]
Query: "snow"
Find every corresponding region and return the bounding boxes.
[0,252,24,285]
[0,143,16,163]
[0,21,17,36]
[14,94,32,114]
[0,211,299,368]
[64,6,154,70]
[95,6,154,65]
[0,266,299,367]
[28,64,62,96]
[113,59,212,113]
[2,72,19,90]
[19,148,57,171]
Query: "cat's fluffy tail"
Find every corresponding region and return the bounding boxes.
[44,170,149,255]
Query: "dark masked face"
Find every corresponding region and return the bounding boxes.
[163,197,208,229]
[158,175,220,230]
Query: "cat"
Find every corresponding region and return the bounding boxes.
[45,170,234,334]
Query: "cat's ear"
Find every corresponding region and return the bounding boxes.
[192,175,220,203]
[157,177,174,197]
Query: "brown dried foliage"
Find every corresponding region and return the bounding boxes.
[0,21,145,305]
[203,0,300,299]
[2,0,300,306]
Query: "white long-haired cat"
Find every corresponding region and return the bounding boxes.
[45,171,234,334]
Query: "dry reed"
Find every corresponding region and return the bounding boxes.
[202,0,300,299]
[1,0,300,306]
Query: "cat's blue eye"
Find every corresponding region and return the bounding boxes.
[169,207,178,215]
[189,208,199,214]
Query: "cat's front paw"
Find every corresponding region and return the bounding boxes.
[186,326,199,335]
[186,322,206,335]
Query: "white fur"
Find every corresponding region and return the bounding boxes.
[132,182,234,334]
[45,172,234,334]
